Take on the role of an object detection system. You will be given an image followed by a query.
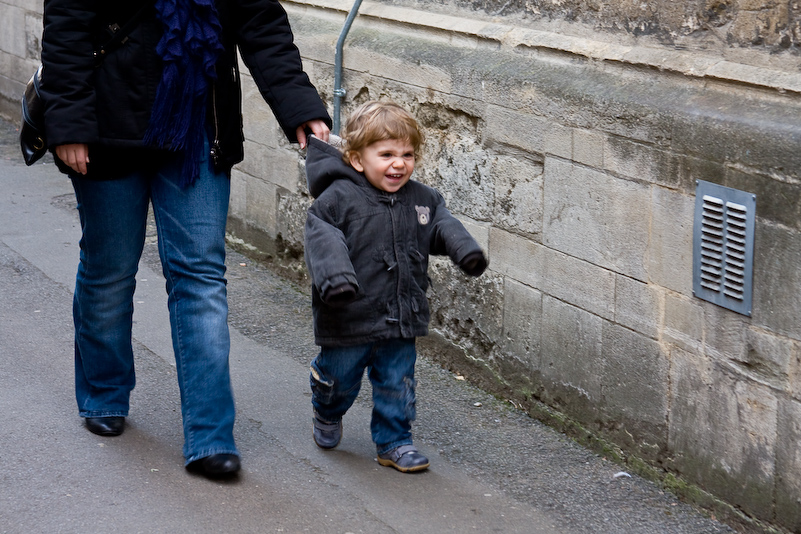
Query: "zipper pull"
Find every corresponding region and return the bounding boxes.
[210,140,221,166]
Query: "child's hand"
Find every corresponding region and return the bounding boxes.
[459,252,488,277]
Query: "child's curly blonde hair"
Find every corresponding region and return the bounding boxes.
[342,101,424,163]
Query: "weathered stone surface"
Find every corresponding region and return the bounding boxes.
[702,303,749,364]
[790,342,801,401]
[243,174,278,237]
[663,293,704,354]
[428,258,504,354]
[600,323,669,461]
[0,5,26,58]
[603,137,680,189]
[647,186,694,297]
[752,222,801,341]
[499,277,542,370]
[543,158,651,281]
[386,0,801,50]
[776,397,801,532]
[488,227,545,290]
[668,350,777,520]
[237,139,302,193]
[736,326,797,392]
[275,187,312,252]
[540,295,604,422]
[240,73,282,150]
[541,247,615,321]
[491,154,543,238]
[614,274,661,340]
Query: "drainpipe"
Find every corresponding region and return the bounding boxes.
[333,0,363,135]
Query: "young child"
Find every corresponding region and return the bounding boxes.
[303,101,487,472]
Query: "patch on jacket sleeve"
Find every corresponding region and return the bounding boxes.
[415,205,431,225]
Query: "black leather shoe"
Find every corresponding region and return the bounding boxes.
[85,416,125,437]
[187,454,241,478]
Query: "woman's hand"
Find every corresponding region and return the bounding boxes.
[295,120,330,149]
[56,143,90,175]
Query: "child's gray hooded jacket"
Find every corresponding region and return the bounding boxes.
[304,135,487,347]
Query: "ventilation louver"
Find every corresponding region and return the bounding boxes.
[692,180,755,316]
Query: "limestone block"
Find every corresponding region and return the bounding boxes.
[790,342,801,401]
[488,227,544,290]
[484,104,566,158]
[24,11,41,60]
[668,349,777,519]
[543,157,650,281]
[614,274,661,340]
[702,303,748,364]
[343,31,453,93]
[243,175,278,237]
[601,323,669,459]
[432,137,494,221]
[276,189,312,251]
[572,128,604,168]
[752,222,801,341]
[0,5,26,58]
[663,292,704,354]
[238,139,302,193]
[541,247,615,321]
[541,295,604,407]
[730,326,797,392]
[776,397,801,532]
[239,73,281,149]
[228,168,248,219]
[603,135,680,189]
[647,186,693,296]
[491,154,543,238]
[726,166,801,232]
[427,258,504,352]
[500,277,542,370]
[7,0,41,11]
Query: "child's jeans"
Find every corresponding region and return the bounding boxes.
[310,338,417,455]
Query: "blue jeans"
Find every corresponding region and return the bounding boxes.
[310,338,417,454]
[70,148,238,464]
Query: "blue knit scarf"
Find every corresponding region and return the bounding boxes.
[145,0,224,187]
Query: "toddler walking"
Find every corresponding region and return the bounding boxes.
[304,101,487,472]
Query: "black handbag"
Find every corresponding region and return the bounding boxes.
[20,64,46,166]
[19,5,149,166]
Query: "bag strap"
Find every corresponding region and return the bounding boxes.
[94,5,149,62]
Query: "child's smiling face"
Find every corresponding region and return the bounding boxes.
[349,139,416,193]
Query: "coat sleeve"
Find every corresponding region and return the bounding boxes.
[232,0,331,142]
[41,0,101,147]
[305,199,360,300]
[429,193,488,277]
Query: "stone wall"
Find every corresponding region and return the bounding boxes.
[381,0,801,50]
[2,0,801,531]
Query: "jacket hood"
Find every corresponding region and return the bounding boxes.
[305,135,365,198]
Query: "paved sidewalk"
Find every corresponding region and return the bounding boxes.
[0,118,735,534]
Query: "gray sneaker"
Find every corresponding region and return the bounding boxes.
[377,444,429,472]
[312,412,342,449]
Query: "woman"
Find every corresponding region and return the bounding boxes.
[40,0,330,478]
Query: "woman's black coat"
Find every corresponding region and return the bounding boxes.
[40,0,331,175]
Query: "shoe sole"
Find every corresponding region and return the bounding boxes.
[377,456,430,473]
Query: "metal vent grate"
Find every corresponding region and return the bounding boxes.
[693,181,756,316]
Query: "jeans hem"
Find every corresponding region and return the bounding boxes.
[80,411,128,418]
[184,448,240,466]
[376,439,414,456]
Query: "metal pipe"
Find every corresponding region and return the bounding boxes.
[333,0,363,134]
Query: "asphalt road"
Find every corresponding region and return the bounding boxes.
[0,117,737,534]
